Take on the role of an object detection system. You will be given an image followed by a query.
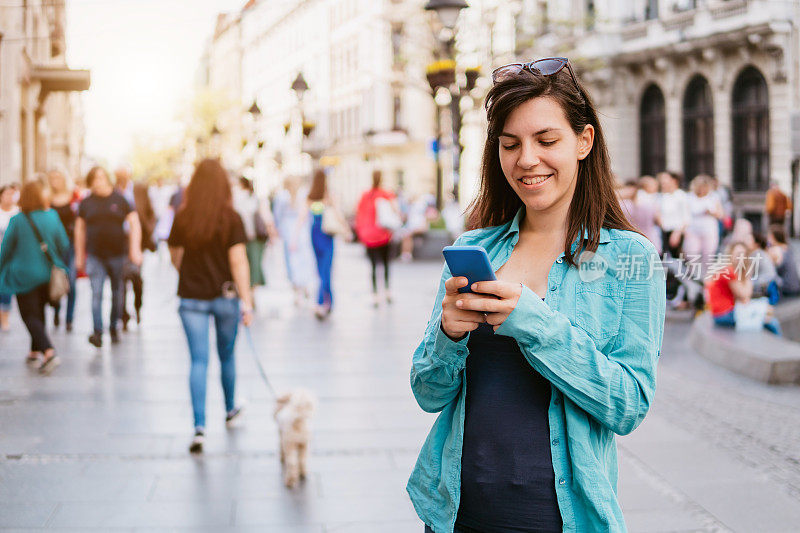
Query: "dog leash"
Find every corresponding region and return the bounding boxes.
[243,325,278,399]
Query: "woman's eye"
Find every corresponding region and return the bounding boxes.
[540,140,557,146]
[501,144,518,151]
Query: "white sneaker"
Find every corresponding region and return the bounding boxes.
[189,429,204,454]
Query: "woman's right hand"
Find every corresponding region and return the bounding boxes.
[441,277,486,340]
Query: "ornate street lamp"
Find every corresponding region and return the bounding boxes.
[424,0,468,31]
[247,100,261,116]
[291,72,309,102]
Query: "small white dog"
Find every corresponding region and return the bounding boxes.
[274,388,317,488]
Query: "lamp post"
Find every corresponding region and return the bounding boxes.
[424,0,470,210]
[289,72,312,174]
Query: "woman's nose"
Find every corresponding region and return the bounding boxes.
[517,145,541,169]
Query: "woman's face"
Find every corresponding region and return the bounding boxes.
[48,172,65,192]
[0,188,14,207]
[91,170,111,194]
[730,244,748,266]
[498,96,593,217]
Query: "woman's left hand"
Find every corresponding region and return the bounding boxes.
[456,281,523,332]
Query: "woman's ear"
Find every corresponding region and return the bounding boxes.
[577,124,595,161]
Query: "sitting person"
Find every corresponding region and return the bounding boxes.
[706,241,781,335]
[751,233,779,304]
[768,226,800,297]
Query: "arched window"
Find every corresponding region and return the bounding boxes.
[732,66,769,192]
[683,75,715,181]
[640,84,666,176]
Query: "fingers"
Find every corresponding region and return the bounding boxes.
[456,297,505,314]
[444,276,468,294]
[470,280,520,299]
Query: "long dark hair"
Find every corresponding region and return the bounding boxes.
[176,159,233,245]
[467,67,636,266]
[307,169,326,201]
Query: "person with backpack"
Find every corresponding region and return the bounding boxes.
[0,181,69,372]
[355,170,400,306]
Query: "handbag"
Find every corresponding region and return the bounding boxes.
[23,213,70,302]
[321,205,351,239]
[375,197,402,231]
[733,297,769,332]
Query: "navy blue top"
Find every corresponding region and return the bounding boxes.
[457,322,562,533]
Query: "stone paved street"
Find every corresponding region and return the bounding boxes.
[1,243,799,532]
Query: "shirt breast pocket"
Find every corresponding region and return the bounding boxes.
[575,280,624,346]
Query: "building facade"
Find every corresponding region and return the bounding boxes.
[507,0,800,227]
[0,0,90,185]
[202,0,440,213]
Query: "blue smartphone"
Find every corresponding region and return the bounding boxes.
[442,245,497,293]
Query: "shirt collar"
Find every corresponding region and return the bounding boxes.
[505,207,611,254]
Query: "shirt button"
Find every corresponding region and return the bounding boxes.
[559,478,566,486]
[549,285,557,292]
[551,439,559,446]
[556,258,563,264]
[554,398,561,406]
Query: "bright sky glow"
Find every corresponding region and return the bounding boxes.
[66,0,242,164]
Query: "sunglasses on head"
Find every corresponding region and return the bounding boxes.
[491,57,580,90]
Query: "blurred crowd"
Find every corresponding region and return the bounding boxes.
[0,161,458,374]
[617,171,798,331]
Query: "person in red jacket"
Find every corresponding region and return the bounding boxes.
[355,170,399,306]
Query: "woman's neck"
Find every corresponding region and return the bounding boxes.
[521,199,570,240]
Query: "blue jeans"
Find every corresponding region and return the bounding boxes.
[713,309,782,336]
[178,297,240,429]
[86,254,126,333]
[53,246,77,324]
[311,213,334,307]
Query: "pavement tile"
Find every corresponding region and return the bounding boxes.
[48,501,234,528]
[0,502,58,528]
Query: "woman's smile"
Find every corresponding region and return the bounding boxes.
[517,173,553,189]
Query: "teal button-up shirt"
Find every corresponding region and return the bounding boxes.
[407,209,666,533]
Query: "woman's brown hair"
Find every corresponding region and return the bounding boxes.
[18,181,48,213]
[467,66,637,266]
[175,159,233,245]
[307,169,327,202]
[85,166,110,189]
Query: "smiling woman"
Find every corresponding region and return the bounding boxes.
[408,60,666,533]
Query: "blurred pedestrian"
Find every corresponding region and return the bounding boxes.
[707,241,780,335]
[656,171,688,259]
[398,193,430,262]
[767,226,800,297]
[233,176,274,294]
[0,181,69,371]
[48,170,78,331]
[765,180,792,230]
[355,170,398,306]
[167,159,252,454]
[751,233,779,303]
[632,175,662,253]
[307,169,335,319]
[75,166,142,348]
[0,184,20,331]
[115,166,156,330]
[273,176,314,306]
[684,174,723,278]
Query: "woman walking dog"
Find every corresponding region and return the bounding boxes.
[168,159,253,453]
[408,58,666,532]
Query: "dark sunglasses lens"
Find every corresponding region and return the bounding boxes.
[531,58,566,76]
[492,64,524,83]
